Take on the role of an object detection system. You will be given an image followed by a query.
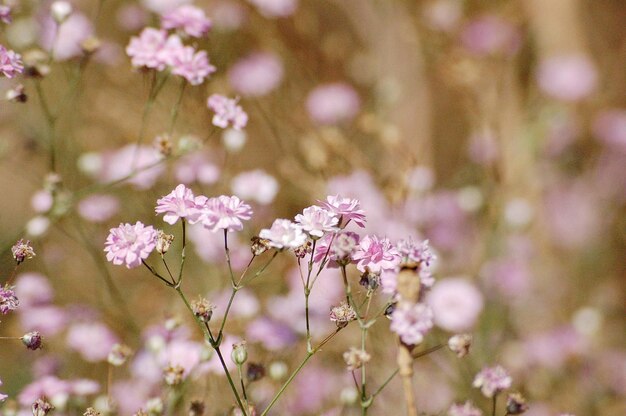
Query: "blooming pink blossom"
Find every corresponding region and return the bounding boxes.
[0,285,19,314]
[207,94,248,130]
[352,235,400,274]
[396,238,435,266]
[295,205,338,238]
[199,195,253,232]
[318,195,366,228]
[259,219,307,249]
[231,170,279,204]
[126,28,169,69]
[247,0,298,18]
[536,54,597,102]
[155,184,204,225]
[427,277,484,332]
[104,222,158,268]
[19,306,68,336]
[161,5,211,37]
[472,365,512,397]
[171,46,215,85]
[390,303,434,345]
[228,52,283,96]
[67,322,119,362]
[0,45,23,78]
[447,401,483,416]
[306,83,360,125]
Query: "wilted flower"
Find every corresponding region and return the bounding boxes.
[318,195,366,228]
[207,94,248,130]
[21,331,43,350]
[448,333,472,358]
[330,301,357,328]
[447,401,482,416]
[107,343,133,366]
[6,83,27,102]
[390,303,433,346]
[295,205,338,239]
[343,347,371,371]
[161,5,212,38]
[259,219,306,250]
[250,236,270,255]
[506,392,528,415]
[12,239,36,264]
[83,407,101,416]
[156,230,175,255]
[0,285,19,314]
[246,363,265,382]
[293,241,312,259]
[104,222,158,268]
[473,365,512,397]
[153,134,173,157]
[164,364,185,385]
[32,398,54,416]
[191,297,215,323]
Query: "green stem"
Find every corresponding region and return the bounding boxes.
[492,395,497,416]
[175,220,186,288]
[224,229,236,286]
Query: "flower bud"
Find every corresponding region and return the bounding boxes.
[11,239,35,265]
[329,301,357,328]
[21,331,43,350]
[268,361,288,381]
[51,1,72,24]
[231,341,248,365]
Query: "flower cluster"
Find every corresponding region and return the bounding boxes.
[207,94,248,130]
[390,302,434,345]
[104,222,158,268]
[0,285,19,314]
[161,5,211,38]
[472,365,512,398]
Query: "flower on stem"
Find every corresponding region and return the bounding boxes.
[21,331,43,350]
[258,219,306,250]
[448,333,472,358]
[171,47,215,85]
[126,28,168,70]
[231,341,248,365]
[343,347,371,371]
[32,398,54,416]
[207,94,248,130]
[250,236,270,255]
[390,303,433,346]
[329,301,357,328]
[313,231,360,266]
[396,238,436,267]
[295,205,338,239]
[161,5,212,38]
[0,285,19,314]
[156,230,174,255]
[191,297,215,323]
[155,184,204,225]
[0,45,23,78]
[12,239,36,264]
[107,343,133,367]
[472,365,512,398]
[318,195,366,228]
[199,195,253,232]
[352,235,400,275]
[104,222,158,268]
[447,401,483,416]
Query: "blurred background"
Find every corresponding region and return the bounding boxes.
[0,0,625,415]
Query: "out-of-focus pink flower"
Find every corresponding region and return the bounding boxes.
[231,170,279,204]
[71,379,100,396]
[259,219,306,249]
[212,1,248,30]
[19,306,67,336]
[207,94,248,129]
[472,365,512,397]
[78,194,120,223]
[171,46,215,85]
[0,44,23,78]
[99,145,165,190]
[523,326,587,370]
[142,0,191,14]
[352,235,400,274]
[66,322,119,362]
[481,257,531,299]
[15,273,54,308]
[427,277,483,332]
[40,13,94,61]
[460,15,521,56]
[188,224,250,268]
[536,54,597,101]
[117,4,149,31]
[390,303,434,345]
[0,5,12,24]
[0,378,6,402]
[306,83,360,125]
[295,205,338,239]
[159,339,202,377]
[126,28,168,69]
[228,52,283,96]
[468,130,499,165]
[31,190,54,213]
[162,5,211,37]
[155,184,204,225]
[247,0,297,18]
[593,109,626,152]
[447,401,483,416]
[111,379,153,414]
[318,195,366,228]
[199,195,253,232]
[213,287,259,319]
[246,317,297,350]
[175,152,220,184]
[104,222,158,268]
[0,285,19,314]
[18,376,71,406]
[422,0,461,32]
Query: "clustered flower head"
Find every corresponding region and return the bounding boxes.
[155,183,204,225]
[259,219,307,250]
[12,239,36,264]
[294,205,339,239]
[161,5,212,38]
[0,285,19,314]
[472,365,512,397]
[207,94,248,130]
[352,235,400,275]
[104,222,158,268]
[0,45,23,78]
[329,301,357,328]
[32,398,54,416]
[390,302,434,345]
[447,401,483,416]
[191,297,215,323]
[318,195,366,228]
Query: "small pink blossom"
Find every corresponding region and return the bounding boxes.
[40,13,94,61]
[536,54,597,102]
[593,109,626,152]
[231,170,279,204]
[390,303,434,345]
[306,83,360,125]
[161,5,211,37]
[199,195,253,232]
[318,195,366,228]
[155,184,204,225]
[78,194,120,223]
[259,219,306,249]
[0,285,19,314]
[126,28,168,69]
[171,46,215,85]
[0,45,23,78]
[18,376,71,406]
[228,52,283,97]
[207,94,248,130]
[295,205,338,239]
[14,273,53,308]
[473,365,512,397]
[104,222,158,268]
[447,401,483,416]
[352,235,400,274]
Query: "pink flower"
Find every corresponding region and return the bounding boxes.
[18,376,71,406]
[0,44,23,78]
[78,194,120,223]
[67,322,119,362]
[14,273,54,308]
[142,0,192,14]
[390,303,434,345]
[0,285,19,314]
[427,277,484,332]
[352,235,400,274]
[161,5,211,37]
[447,401,483,416]
[207,94,248,130]
[199,195,253,232]
[40,13,94,61]
[97,145,165,190]
[231,170,279,204]
[171,46,215,85]
[104,222,158,268]
[247,0,298,18]
[472,365,512,397]
[318,195,366,228]
[313,231,360,265]
[536,54,597,102]
[460,15,521,56]
[155,184,204,225]
[228,52,283,97]
[593,109,626,152]
[0,5,12,24]
[175,152,220,184]
[295,205,338,238]
[126,28,169,69]
[259,219,307,249]
[306,83,360,125]
[396,238,435,266]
